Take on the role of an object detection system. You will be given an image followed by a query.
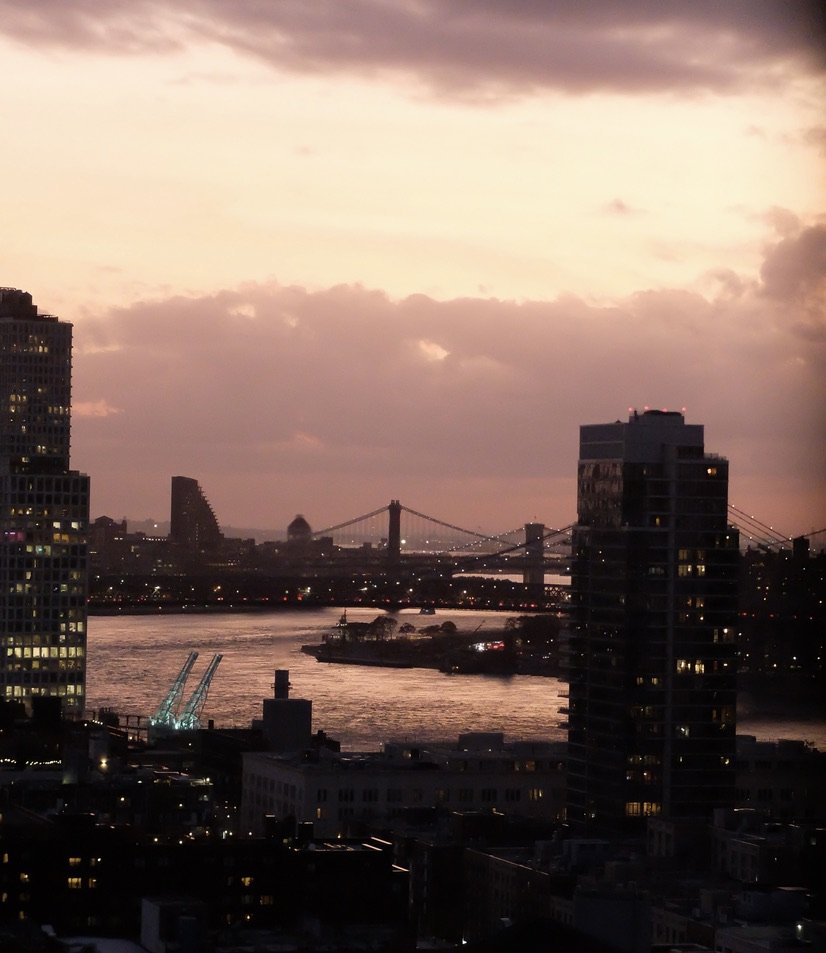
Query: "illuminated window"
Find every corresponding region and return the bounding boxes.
[68,857,81,867]
[241,876,253,887]
[625,801,641,816]
[67,877,82,889]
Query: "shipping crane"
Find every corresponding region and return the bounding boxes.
[149,650,198,729]
[176,653,223,730]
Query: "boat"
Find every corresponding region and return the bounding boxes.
[419,607,436,615]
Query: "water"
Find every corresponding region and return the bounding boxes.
[86,606,826,751]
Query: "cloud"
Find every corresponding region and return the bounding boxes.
[759,223,826,337]
[760,206,801,238]
[73,399,122,418]
[1,0,823,97]
[72,232,826,533]
[802,125,826,156]
[603,198,642,217]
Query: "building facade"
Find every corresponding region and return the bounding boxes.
[242,734,567,838]
[169,475,223,552]
[0,289,89,715]
[567,409,739,832]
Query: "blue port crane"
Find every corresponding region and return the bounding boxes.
[176,653,223,730]
[150,650,198,729]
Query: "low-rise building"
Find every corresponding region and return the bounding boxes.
[241,732,566,837]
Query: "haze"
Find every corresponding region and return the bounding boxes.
[2,1,824,537]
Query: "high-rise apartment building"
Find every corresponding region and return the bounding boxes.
[169,476,223,552]
[0,289,89,715]
[567,410,739,833]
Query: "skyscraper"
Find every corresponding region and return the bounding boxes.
[0,289,89,715]
[169,476,223,552]
[567,410,739,833]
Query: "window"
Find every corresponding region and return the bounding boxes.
[67,877,82,889]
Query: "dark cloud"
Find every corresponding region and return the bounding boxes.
[1,0,823,96]
[72,247,825,532]
[759,224,826,337]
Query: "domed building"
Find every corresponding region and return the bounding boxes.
[287,514,312,545]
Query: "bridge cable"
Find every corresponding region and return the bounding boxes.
[312,505,391,538]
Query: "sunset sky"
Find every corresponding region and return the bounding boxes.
[2,1,824,539]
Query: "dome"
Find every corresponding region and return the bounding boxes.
[287,514,312,541]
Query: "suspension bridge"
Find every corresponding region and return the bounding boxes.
[294,499,824,589]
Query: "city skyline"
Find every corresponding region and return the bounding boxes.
[2,3,824,534]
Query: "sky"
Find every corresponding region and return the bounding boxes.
[2,1,825,540]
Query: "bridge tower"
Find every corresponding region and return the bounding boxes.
[523,522,545,590]
[387,499,401,568]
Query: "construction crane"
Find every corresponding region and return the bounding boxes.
[149,650,198,729]
[176,653,223,730]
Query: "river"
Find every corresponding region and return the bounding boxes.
[86,606,826,751]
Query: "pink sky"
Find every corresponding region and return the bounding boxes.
[2,2,824,538]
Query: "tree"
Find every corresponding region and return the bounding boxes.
[369,616,398,640]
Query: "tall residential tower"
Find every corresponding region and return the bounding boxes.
[567,410,739,833]
[0,289,89,715]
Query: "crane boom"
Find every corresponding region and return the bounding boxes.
[150,651,199,727]
[176,653,223,730]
